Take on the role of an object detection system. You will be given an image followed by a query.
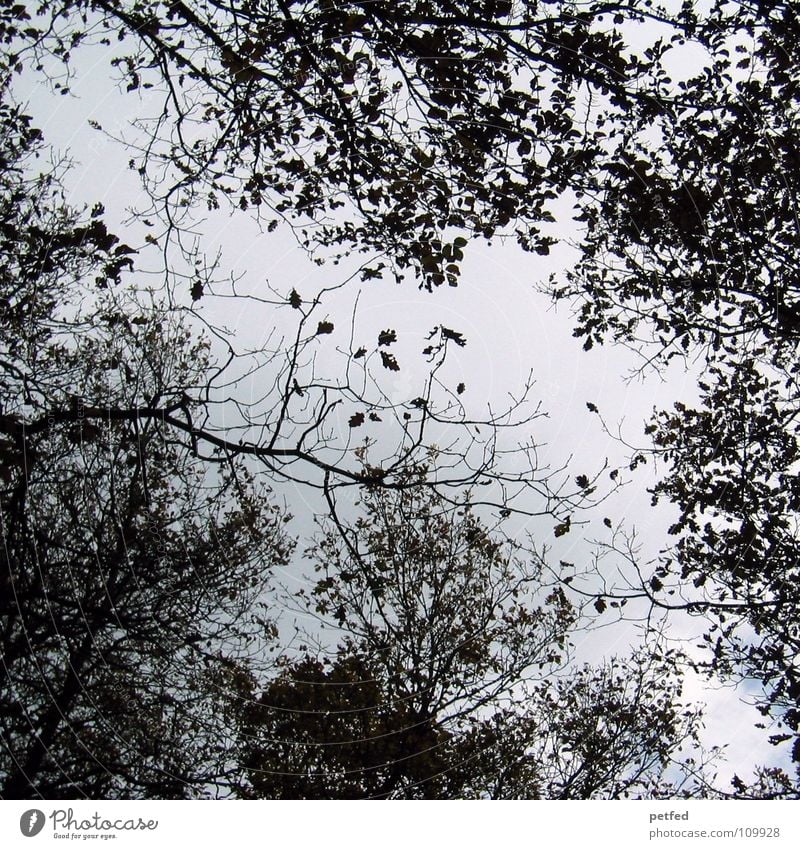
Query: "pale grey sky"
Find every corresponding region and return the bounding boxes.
[12,16,792,789]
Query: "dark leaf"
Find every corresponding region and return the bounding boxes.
[554,518,571,538]
[441,326,467,347]
[380,351,400,371]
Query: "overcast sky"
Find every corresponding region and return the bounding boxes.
[12,22,792,789]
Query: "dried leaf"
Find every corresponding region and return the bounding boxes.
[441,326,466,347]
[380,351,400,371]
[554,517,571,537]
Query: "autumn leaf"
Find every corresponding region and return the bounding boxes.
[554,517,571,537]
[289,289,302,308]
[349,412,365,428]
[441,326,466,347]
[378,329,397,346]
[353,346,367,359]
[380,351,399,371]
[594,597,607,614]
[316,320,334,335]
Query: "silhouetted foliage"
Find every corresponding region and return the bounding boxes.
[543,1,800,787]
[6,0,707,285]
[647,357,800,786]
[0,92,294,797]
[2,0,799,799]
[238,483,706,798]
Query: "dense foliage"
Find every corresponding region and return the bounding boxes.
[2,0,800,798]
[239,484,704,798]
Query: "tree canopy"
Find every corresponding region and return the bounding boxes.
[4,1,707,281]
[239,482,705,799]
[0,94,294,796]
[2,0,800,799]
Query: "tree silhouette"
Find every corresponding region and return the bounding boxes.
[3,0,799,798]
[546,2,800,787]
[647,358,800,785]
[238,481,706,798]
[8,1,705,284]
[0,93,294,797]
[0,82,588,797]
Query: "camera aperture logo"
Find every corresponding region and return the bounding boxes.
[18,808,158,840]
[20,810,46,837]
